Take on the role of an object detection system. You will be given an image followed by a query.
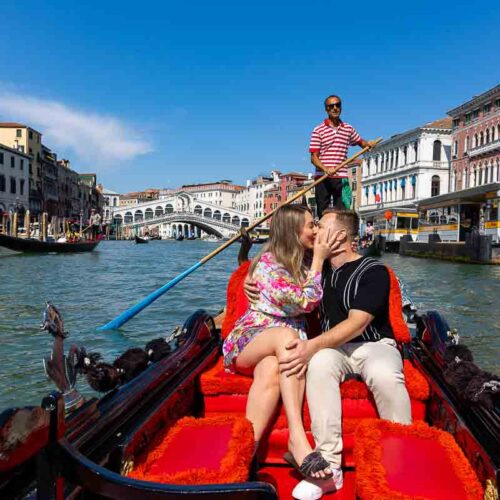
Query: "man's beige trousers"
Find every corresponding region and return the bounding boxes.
[306,338,412,467]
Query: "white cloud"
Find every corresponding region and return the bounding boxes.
[0,92,153,166]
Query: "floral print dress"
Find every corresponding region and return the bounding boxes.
[222,251,323,371]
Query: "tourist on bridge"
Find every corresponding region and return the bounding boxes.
[309,95,375,217]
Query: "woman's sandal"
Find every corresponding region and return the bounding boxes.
[283,451,333,480]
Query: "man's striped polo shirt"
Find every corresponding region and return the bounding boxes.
[309,119,363,178]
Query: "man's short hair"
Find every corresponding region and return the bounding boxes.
[324,94,342,107]
[322,209,360,238]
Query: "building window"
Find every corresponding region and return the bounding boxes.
[16,129,22,138]
[496,98,500,109]
[474,134,478,148]
[452,118,460,128]
[483,103,491,114]
[465,136,470,152]
[20,179,25,195]
[29,130,33,140]
[10,177,16,194]
[480,131,484,145]
[0,175,5,191]
[20,159,24,170]
[0,152,3,164]
[453,141,458,156]
[486,129,490,143]
[432,140,442,161]
[431,175,440,196]
[472,109,479,120]
[465,113,471,123]
[11,156,15,168]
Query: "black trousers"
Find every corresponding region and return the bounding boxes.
[315,178,344,218]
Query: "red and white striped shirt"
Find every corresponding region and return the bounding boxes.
[309,119,363,178]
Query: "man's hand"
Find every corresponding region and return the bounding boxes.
[243,275,260,304]
[279,339,318,378]
[365,140,378,150]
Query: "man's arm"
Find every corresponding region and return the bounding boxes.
[358,138,378,150]
[279,309,374,376]
[311,152,328,174]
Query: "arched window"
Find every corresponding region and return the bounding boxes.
[478,165,483,185]
[432,140,442,161]
[431,175,440,197]
[0,174,5,192]
[222,213,231,223]
[213,210,221,221]
[124,212,133,223]
[203,208,212,218]
[480,131,484,145]
[465,136,470,152]
[113,214,123,225]
[145,208,154,220]
[155,206,164,217]
[241,218,250,228]
[194,205,202,215]
[134,210,144,222]
[465,168,470,188]
[486,129,490,143]
[231,216,240,226]
[165,204,173,214]
[474,134,478,148]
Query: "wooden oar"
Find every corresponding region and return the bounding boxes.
[97,139,381,330]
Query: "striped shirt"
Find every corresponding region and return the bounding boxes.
[320,257,394,342]
[309,119,362,178]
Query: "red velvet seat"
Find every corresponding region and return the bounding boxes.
[128,415,254,485]
[354,419,483,500]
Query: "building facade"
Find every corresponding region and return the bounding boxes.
[0,144,30,214]
[0,123,43,214]
[348,159,362,211]
[447,84,500,192]
[165,181,245,209]
[360,118,452,220]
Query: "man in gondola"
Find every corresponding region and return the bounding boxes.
[244,209,412,498]
[309,95,376,217]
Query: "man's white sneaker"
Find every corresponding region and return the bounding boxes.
[292,468,343,500]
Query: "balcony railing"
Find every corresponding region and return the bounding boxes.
[468,139,500,157]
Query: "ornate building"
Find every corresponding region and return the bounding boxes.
[360,118,452,221]
[447,84,500,191]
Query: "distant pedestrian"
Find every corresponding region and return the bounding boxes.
[365,222,374,241]
[89,209,101,240]
[309,95,375,217]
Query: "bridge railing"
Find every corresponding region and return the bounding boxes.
[120,211,244,232]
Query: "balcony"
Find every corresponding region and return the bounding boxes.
[468,139,500,158]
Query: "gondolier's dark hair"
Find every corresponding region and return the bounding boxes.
[324,94,341,107]
[322,209,360,238]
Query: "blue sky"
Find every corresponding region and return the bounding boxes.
[1,0,499,193]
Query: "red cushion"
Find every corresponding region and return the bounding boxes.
[355,420,483,500]
[200,358,429,402]
[128,415,254,485]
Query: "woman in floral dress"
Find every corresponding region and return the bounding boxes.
[223,205,338,479]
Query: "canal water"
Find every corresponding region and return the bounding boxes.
[0,241,498,409]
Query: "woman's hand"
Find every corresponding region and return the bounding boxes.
[311,227,341,271]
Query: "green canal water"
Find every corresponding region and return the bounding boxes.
[0,241,498,410]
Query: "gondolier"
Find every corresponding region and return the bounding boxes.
[310,95,375,217]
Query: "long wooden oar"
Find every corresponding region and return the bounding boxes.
[97,139,381,330]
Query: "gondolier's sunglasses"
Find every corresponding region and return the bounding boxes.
[326,102,342,110]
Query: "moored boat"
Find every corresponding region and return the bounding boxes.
[0,264,498,499]
[0,233,100,253]
[176,234,185,241]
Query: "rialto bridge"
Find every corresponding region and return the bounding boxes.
[109,192,252,238]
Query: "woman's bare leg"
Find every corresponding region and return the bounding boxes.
[235,327,330,478]
[244,356,280,442]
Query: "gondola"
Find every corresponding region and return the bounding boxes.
[0,233,100,253]
[0,263,498,499]
[135,235,149,244]
[176,234,185,241]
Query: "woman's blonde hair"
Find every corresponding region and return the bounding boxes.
[250,205,312,281]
